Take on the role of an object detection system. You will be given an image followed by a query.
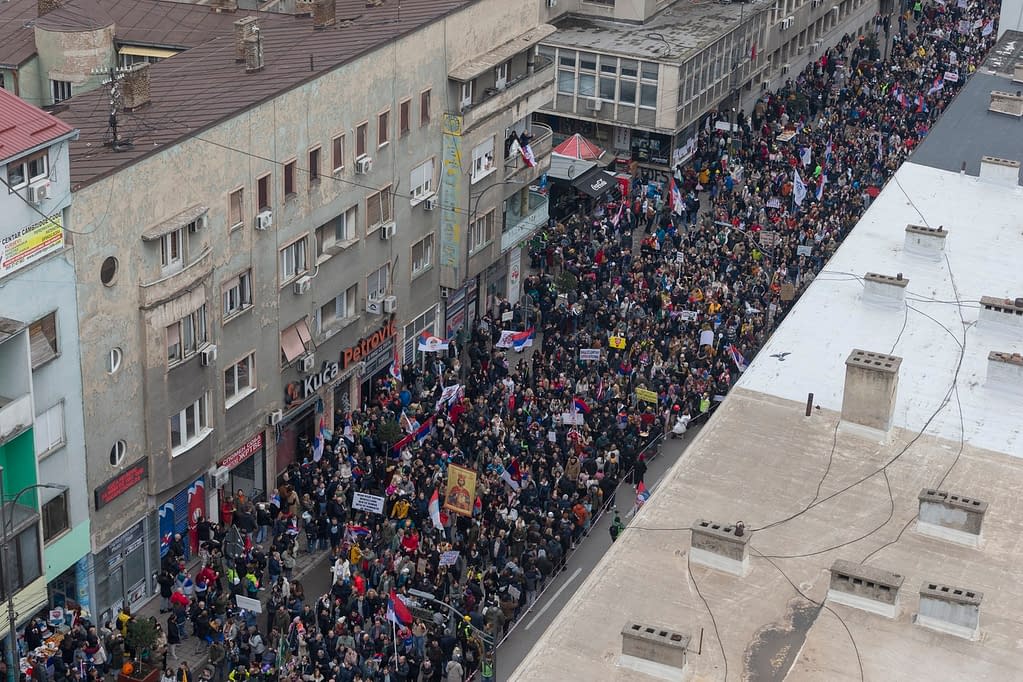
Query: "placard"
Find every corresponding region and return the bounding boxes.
[636,388,658,404]
[351,492,385,515]
[443,464,478,517]
[699,330,715,347]
[608,335,627,349]
[943,70,959,82]
[780,282,795,301]
[439,550,460,567]
[796,244,812,256]
[579,348,601,361]
[502,310,514,322]
[561,412,585,425]
[235,595,263,614]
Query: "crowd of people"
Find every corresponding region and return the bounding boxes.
[18,3,1001,682]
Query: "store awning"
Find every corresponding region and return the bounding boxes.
[118,45,179,59]
[553,133,605,161]
[548,153,595,181]
[571,167,616,198]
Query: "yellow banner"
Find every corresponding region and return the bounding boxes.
[1,214,63,277]
[443,463,477,517]
[608,335,627,349]
[636,388,658,404]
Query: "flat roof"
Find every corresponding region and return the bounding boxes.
[57,0,469,188]
[542,0,761,63]
[511,161,1023,680]
[911,30,1023,182]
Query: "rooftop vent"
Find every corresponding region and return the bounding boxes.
[863,272,908,307]
[917,489,988,547]
[978,155,1021,188]
[233,16,259,63]
[210,0,237,12]
[620,623,690,677]
[978,296,1023,332]
[827,559,904,618]
[690,519,750,576]
[988,91,1023,118]
[987,350,1023,393]
[121,63,151,111]
[313,0,336,28]
[244,27,264,73]
[1014,64,1023,84]
[840,349,901,435]
[917,582,983,640]
[366,0,384,6]
[904,224,947,261]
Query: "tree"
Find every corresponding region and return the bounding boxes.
[377,418,402,446]
[125,617,159,667]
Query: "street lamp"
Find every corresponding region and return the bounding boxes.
[408,589,497,679]
[0,466,66,682]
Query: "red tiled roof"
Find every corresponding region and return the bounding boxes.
[0,88,77,162]
[58,0,470,188]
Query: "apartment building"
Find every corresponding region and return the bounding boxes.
[54,0,551,623]
[0,89,88,636]
[538,0,879,180]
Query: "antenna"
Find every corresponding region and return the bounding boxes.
[92,66,135,151]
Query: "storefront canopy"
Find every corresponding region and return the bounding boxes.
[553,133,605,161]
[548,153,596,180]
[571,166,616,198]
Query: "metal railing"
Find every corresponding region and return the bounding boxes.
[504,123,553,180]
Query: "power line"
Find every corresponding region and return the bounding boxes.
[687,552,728,682]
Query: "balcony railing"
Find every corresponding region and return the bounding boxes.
[460,57,555,130]
[504,122,553,181]
[502,190,549,253]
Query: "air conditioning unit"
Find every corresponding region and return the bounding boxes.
[213,466,230,488]
[293,275,312,295]
[585,98,602,112]
[27,181,49,204]
[299,353,316,373]
[366,296,383,315]
[200,344,218,366]
[188,215,207,233]
[761,80,769,91]
[356,156,373,174]
[255,210,273,230]
[379,222,397,240]
[383,295,398,314]
[424,196,438,211]
[267,409,283,426]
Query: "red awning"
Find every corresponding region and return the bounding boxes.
[553,133,605,161]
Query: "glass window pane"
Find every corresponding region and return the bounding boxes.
[558,70,575,94]
[619,79,637,104]
[641,62,658,80]
[640,83,658,108]
[225,366,235,399]
[600,57,617,74]
[599,77,616,100]
[558,50,576,67]
[238,357,250,391]
[579,52,596,71]
[171,413,182,447]
[578,74,595,97]
[620,59,638,78]
[186,402,196,438]
[18,528,41,588]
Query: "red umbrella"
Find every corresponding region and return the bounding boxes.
[553,133,605,161]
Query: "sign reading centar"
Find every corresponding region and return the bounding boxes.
[342,318,397,370]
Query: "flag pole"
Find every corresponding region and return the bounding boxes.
[392,617,398,669]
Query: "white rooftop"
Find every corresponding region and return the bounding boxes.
[738,161,1023,458]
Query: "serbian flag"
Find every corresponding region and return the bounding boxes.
[312,418,325,462]
[726,343,748,372]
[815,172,826,201]
[511,327,535,350]
[750,40,757,61]
[595,377,606,402]
[428,488,443,530]
[521,143,536,168]
[418,332,449,352]
[636,481,650,507]
[927,76,944,95]
[387,590,414,627]
[389,347,402,382]
[572,396,591,414]
[668,177,683,217]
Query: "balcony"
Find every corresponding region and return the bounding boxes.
[502,190,549,253]
[459,56,556,133]
[139,245,213,310]
[0,392,32,444]
[505,123,553,183]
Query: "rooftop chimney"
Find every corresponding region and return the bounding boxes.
[620,623,690,677]
[234,16,259,63]
[863,272,908,307]
[986,350,1023,393]
[210,0,238,12]
[903,224,947,261]
[827,559,904,618]
[978,296,1023,332]
[690,519,751,576]
[37,0,64,17]
[917,489,988,547]
[121,63,151,111]
[313,0,336,28]
[244,27,264,73]
[917,582,983,640]
[841,349,901,436]
[978,155,1021,188]
[1014,64,1023,84]
[988,91,1023,118]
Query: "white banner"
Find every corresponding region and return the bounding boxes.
[561,412,585,425]
[439,550,460,567]
[352,492,386,515]
[579,348,601,361]
[235,595,262,614]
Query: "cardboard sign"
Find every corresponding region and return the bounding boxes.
[439,550,460,567]
[561,412,585,425]
[608,335,627,349]
[943,70,959,82]
[699,330,715,347]
[235,595,263,614]
[501,310,514,322]
[796,244,812,256]
[579,348,601,361]
[636,388,658,404]
[352,492,385,515]
[780,282,796,301]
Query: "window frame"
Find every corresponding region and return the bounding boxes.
[222,269,253,321]
[257,173,271,212]
[366,185,393,232]
[377,110,390,147]
[170,392,212,456]
[283,159,297,197]
[469,210,495,254]
[159,227,184,274]
[470,137,496,183]
[34,400,65,459]
[317,283,358,335]
[224,352,256,408]
[331,134,345,173]
[5,150,48,190]
[366,263,390,301]
[28,311,59,369]
[280,318,313,365]
[228,187,244,230]
[0,521,42,597]
[356,122,369,158]
[42,492,69,543]
[399,99,411,137]
[495,62,509,89]
[279,236,309,286]
[420,89,432,126]
[410,233,434,278]
[315,206,358,261]
[460,81,474,110]
[50,79,71,104]
[166,305,209,366]
[409,159,435,204]
[308,146,321,184]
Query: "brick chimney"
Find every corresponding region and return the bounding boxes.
[37,0,64,16]
[122,63,151,111]
[244,27,264,73]
[313,0,336,28]
[234,16,259,63]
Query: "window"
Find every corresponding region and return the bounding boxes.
[410,159,435,202]
[28,312,58,368]
[6,150,48,190]
[0,519,42,597]
[284,160,296,196]
[640,82,658,108]
[224,353,256,407]
[402,305,438,364]
[280,318,313,365]
[557,70,576,95]
[641,61,659,80]
[109,440,127,466]
[160,228,183,273]
[378,111,390,146]
[42,493,69,542]
[559,50,577,68]
[279,237,308,284]
[620,59,638,78]
[399,99,411,136]
[222,270,253,319]
[599,76,616,100]
[411,234,433,276]
[495,62,509,89]
[470,211,495,253]
[317,284,358,333]
[579,52,597,71]
[460,81,473,110]
[578,73,596,97]
[316,206,357,258]
[356,122,368,157]
[366,186,393,231]
[229,188,244,229]
[170,392,211,455]
[619,79,637,105]
[420,89,431,126]
[331,134,345,172]
[367,264,389,300]
[471,138,495,183]
[308,147,321,183]
[50,79,71,104]
[257,174,271,211]
[166,305,209,364]
[108,347,123,374]
[34,402,65,458]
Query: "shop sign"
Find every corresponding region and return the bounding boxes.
[302,360,339,399]
[94,458,148,510]
[1,213,64,278]
[221,432,265,470]
[107,521,145,567]
[362,337,395,375]
[341,318,398,370]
